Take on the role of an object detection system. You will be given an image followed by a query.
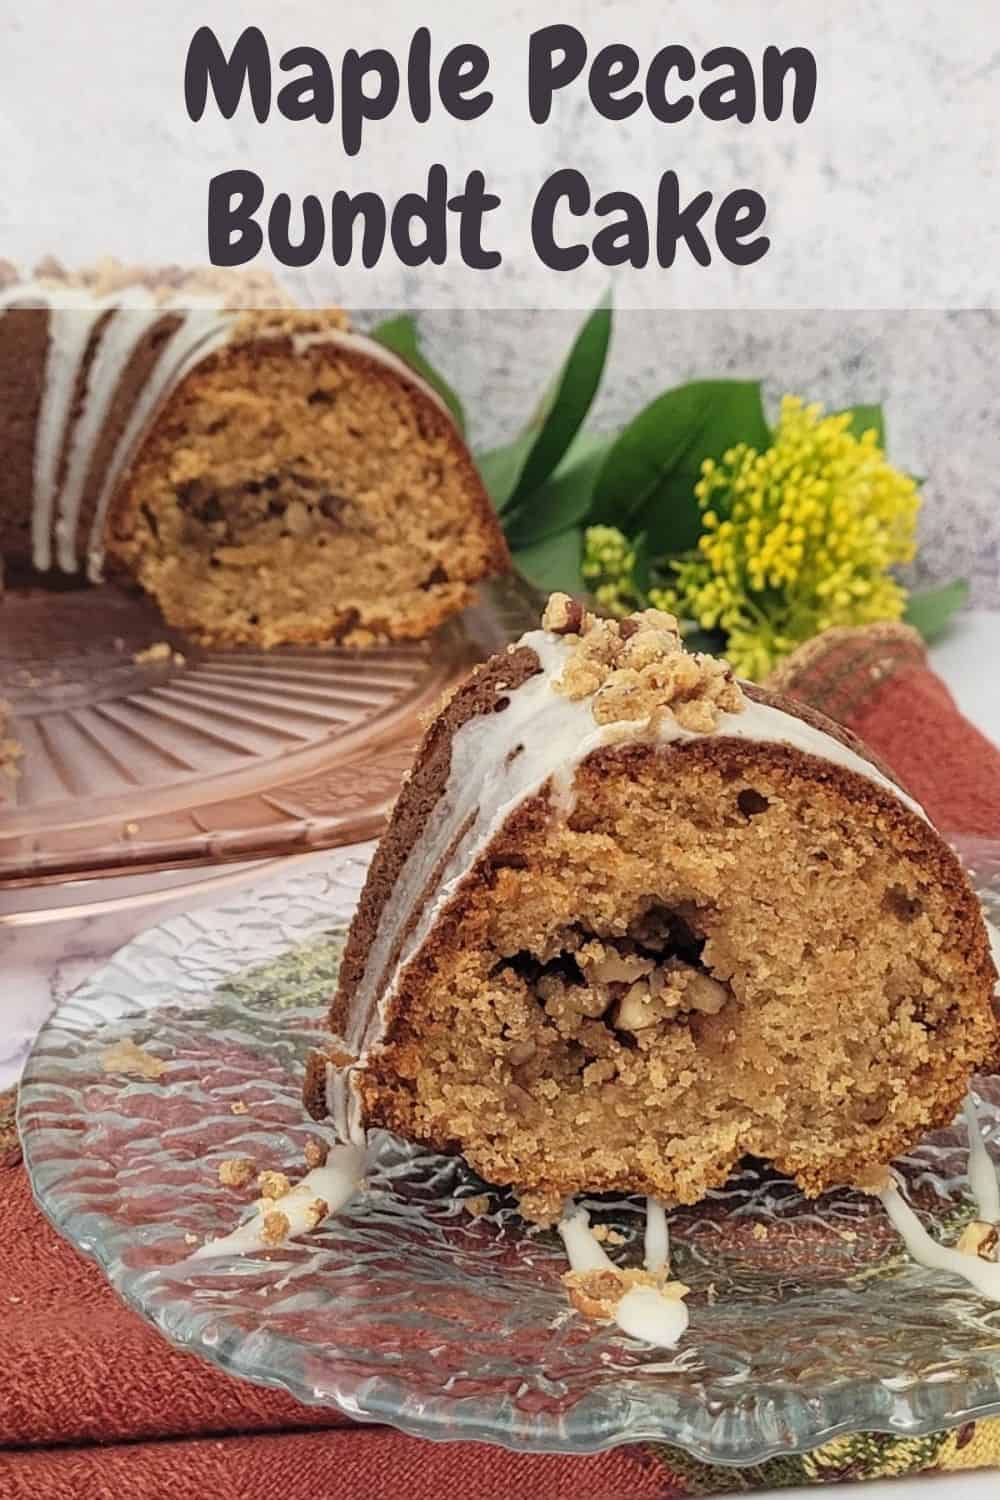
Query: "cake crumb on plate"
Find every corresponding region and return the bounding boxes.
[303,1137,329,1170]
[957,1220,999,1261]
[100,1038,166,1080]
[133,641,173,665]
[261,1210,290,1247]
[258,1170,291,1200]
[218,1158,255,1188]
[305,1197,329,1230]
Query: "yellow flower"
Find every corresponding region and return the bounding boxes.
[666,396,919,679]
[581,524,641,616]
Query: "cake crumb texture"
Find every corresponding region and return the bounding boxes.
[132,641,172,665]
[359,739,996,1217]
[108,338,509,648]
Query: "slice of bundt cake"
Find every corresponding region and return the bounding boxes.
[0,260,508,646]
[306,594,998,1220]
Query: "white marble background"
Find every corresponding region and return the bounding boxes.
[5,1,1000,311]
[4,3,998,596]
[395,307,1000,605]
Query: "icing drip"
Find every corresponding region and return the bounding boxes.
[557,1205,617,1274]
[192,1145,365,1260]
[613,1283,690,1345]
[34,300,111,570]
[0,285,117,570]
[53,293,161,571]
[964,1093,1000,1224]
[878,1174,1000,1300]
[292,325,455,424]
[84,305,232,581]
[0,280,423,579]
[878,1084,1000,1299]
[331,626,929,1133]
[644,1197,670,1273]
[325,1064,367,1149]
[0,281,233,575]
[557,1203,689,1347]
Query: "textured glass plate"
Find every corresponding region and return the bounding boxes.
[0,574,541,887]
[18,847,1000,1463]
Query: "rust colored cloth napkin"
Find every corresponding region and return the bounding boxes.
[767,621,1000,836]
[2,621,999,1500]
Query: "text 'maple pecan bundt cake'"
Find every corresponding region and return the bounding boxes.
[0,258,507,647]
[305,594,998,1220]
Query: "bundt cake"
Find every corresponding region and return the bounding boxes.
[306,594,998,1221]
[0,259,508,646]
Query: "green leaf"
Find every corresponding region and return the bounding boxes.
[630,529,652,596]
[904,579,969,642]
[590,380,770,556]
[503,432,614,550]
[370,314,466,433]
[480,300,612,516]
[477,435,536,511]
[514,300,612,503]
[513,527,584,595]
[836,404,886,448]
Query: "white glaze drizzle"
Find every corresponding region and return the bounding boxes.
[557,1205,617,1274]
[55,293,228,577]
[0,277,433,579]
[0,280,234,574]
[292,325,455,424]
[644,1197,670,1273]
[84,305,232,581]
[557,1202,689,1348]
[876,1069,1000,1299]
[878,1172,1000,1300]
[35,302,112,570]
[0,286,111,570]
[964,1093,1000,1224]
[329,627,928,1135]
[192,1145,365,1260]
[51,291,161,571]
[614,1283,690,1345]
